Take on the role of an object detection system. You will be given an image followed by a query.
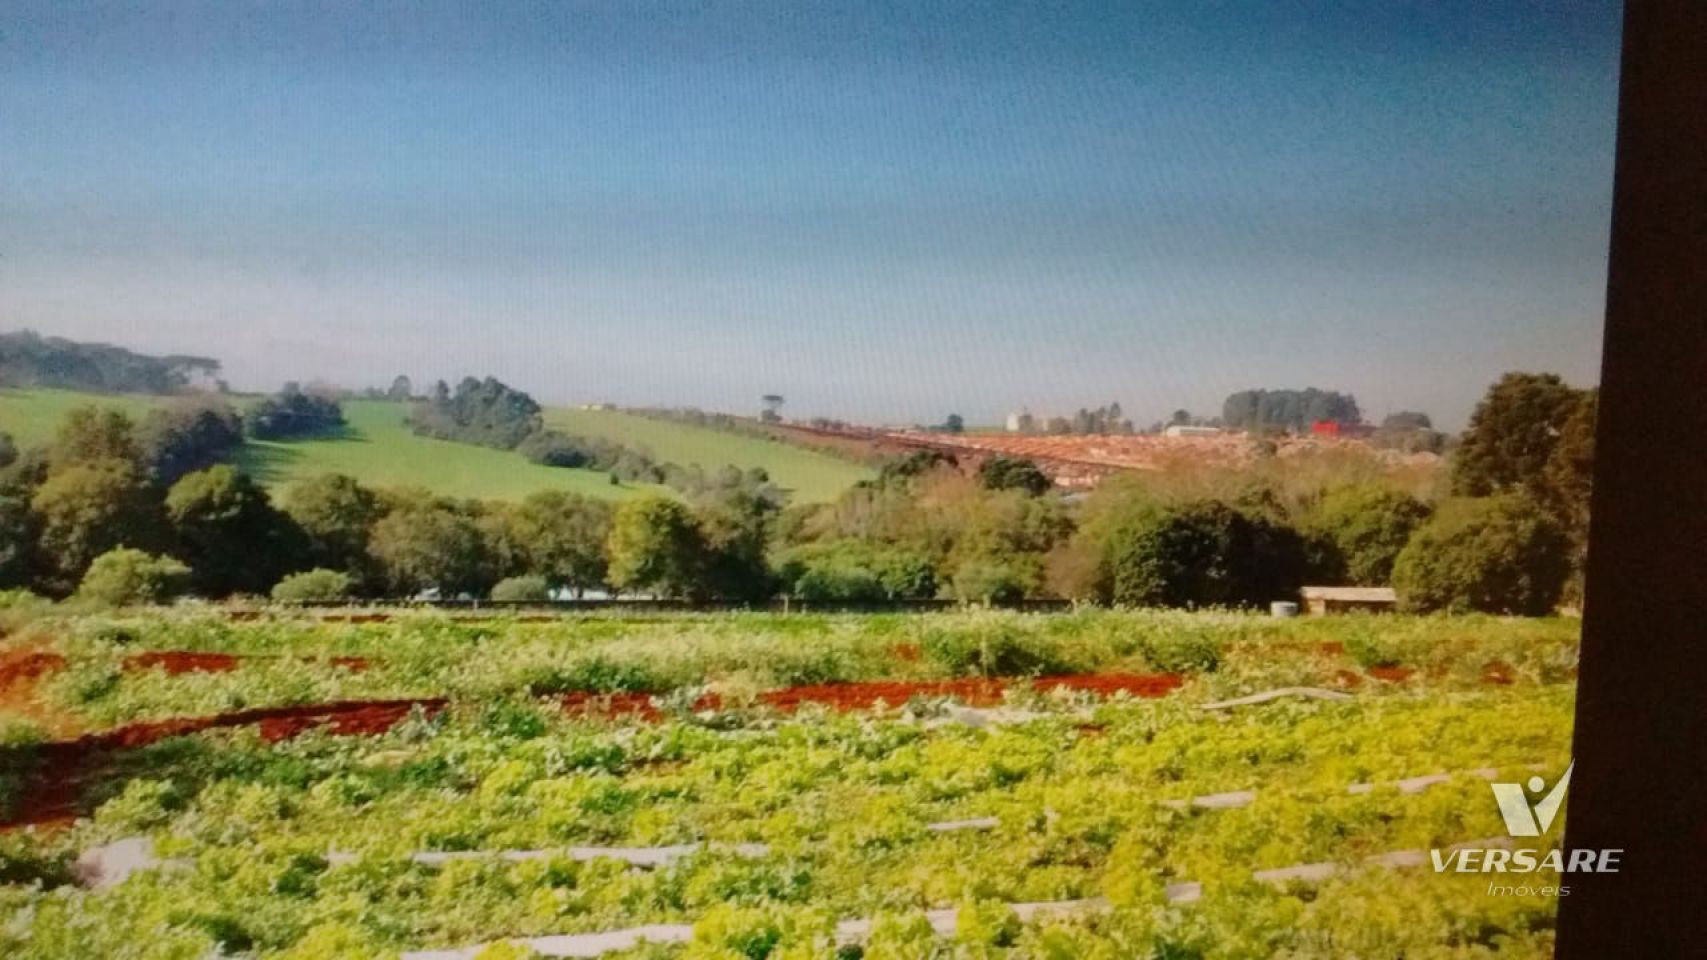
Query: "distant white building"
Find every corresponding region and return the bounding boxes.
[1163,424,1223,438]
[1005,410,1035,433]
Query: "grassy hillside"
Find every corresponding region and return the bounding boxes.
[545,406,873,503]
[0,388,164,448]
[0,390,660,502]
[237,400,662,501]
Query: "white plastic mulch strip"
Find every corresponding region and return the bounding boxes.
[398,837,1514,959]
[76,762,1544,888]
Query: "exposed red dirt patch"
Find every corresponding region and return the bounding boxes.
[1367,666,1416,683]
[889,643,923,662]
[123,651,240,675]
[0,650,68,687]
[0,698,445,830]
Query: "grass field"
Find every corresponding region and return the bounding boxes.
[0,391,663,503]
[236,400,665,502]
[0,388,166,449]
[2,390,869,504]
[0,609,1577,959]
[545,407,873,503]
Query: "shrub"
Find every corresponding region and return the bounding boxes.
[976,456,1052,495]
[490,574,551,602]
[919,620,1074,676]
[0,588,48,611]
[271,568,355,603]
[74,548,190,607]
[1392,495,1570,614]
[1303,485,1432,585]
[775,541,936,603]
[516,430,592,468]
[1102,500,1306,609]
[950,557,1034,604]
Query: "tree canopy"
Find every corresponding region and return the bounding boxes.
[1221,389,1361,433]
[0,330,219,394]
[408,376,542,449]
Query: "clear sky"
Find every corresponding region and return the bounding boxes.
[0,1,1621,429]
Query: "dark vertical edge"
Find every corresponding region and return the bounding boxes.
[1555,1,1707,955]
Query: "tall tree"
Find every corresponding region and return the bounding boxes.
[165,465,302,596]
[1451,373,1585,497]
[605,496,707,599]
[51,407,142,469]
[369,502,495,597]
[29,459,163,591]
[497,490,614,594]
[281,474,384,585]
[138,398,244,484]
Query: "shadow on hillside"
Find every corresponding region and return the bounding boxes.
[234,423,366,483]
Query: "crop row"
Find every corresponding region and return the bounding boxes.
[0,683,1573,959]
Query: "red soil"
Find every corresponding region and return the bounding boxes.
[889,643,923,662]
[1367,666,1416,683]
[557,673,1186,720]
[3,649,372,681]
[0,698,444,830]
[0,650,67,687]
[123,651,240,675]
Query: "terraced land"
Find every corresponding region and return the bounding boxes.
[0,610,1578,958]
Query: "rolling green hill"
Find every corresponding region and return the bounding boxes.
[544,407,873,503]
[0,388,165,449]
[0,391,661,502]
[236,400,664,502]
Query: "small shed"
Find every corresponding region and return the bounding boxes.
[1300,586,1399,615]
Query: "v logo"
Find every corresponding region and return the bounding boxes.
[1491,763,1574,837]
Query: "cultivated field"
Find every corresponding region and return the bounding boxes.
[544,409,873,504]
[0,609,1578,959]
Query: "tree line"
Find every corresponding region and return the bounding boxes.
[0,330,222,394]
[0,371,1595,615]
[407,377,790,499]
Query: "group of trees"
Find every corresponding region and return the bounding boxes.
[406,377,788,500]
[0,371,1596,615]
[1221,388,1362,434]
[1007,403,1136,436]
[408,376,543,448]
[0,330,221,394]
[244,383,345,440]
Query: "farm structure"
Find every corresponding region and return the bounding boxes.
[1300,586,1400,615]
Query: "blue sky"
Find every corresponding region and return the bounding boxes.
[0,1,1621,428]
